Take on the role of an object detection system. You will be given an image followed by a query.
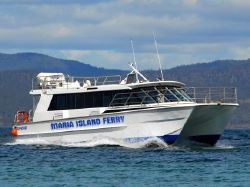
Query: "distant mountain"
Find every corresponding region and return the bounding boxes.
[0,52,249,128]
[0,52,126,76]
[0,52,128,127]
[144,59,250,127]
[167,59,250,99]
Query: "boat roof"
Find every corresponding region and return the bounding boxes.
[30,79,184,95]
[30,70,185,95]
[127,80,185,89]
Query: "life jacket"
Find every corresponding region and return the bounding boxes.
[15,111,29,123]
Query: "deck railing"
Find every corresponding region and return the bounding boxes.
[184,87,237,104]
[32,75,122,90]
[109,87,238,107]
[71,75,122,86]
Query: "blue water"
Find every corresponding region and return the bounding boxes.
[0,128,250,187]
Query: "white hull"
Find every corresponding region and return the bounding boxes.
[176,103,238,145]
[13,105,194,145]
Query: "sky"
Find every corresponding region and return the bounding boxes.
[0,0,250,70]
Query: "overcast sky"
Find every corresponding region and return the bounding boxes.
[0,0,250,70]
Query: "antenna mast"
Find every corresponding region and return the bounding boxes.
[130,39,139,83]
[153,32,164,81]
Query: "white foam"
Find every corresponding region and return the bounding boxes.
[56,136,169,149]
[5,136,170,149]
[5,138,51,145]
[207,144,235,150]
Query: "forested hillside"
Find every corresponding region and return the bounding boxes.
[144,59,250,128]
[0,52,126,126]
[0,53,249,128]
[0,53,125,76]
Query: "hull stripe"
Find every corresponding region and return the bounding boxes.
[125,134,178,145]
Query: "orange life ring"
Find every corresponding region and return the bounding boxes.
[11,127,18,136]
[16,111,29,123]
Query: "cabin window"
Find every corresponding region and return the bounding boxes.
[67,94,76,109]
[47,85,188,111]
[103,92,113,106]
[75,93,84,109]
[57,94,67,110]
[127,92,144,105]
[84,93,93,108]
[48,90,127,111]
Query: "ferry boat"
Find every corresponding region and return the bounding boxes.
[11,65,195,145]
[11,65,238,146]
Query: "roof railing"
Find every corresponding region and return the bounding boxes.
[71,75,122,86]
[32,74,122,90]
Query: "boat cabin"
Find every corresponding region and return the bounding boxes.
[18,70,193,123]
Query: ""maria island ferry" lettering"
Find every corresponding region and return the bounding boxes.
[51,115,125,130]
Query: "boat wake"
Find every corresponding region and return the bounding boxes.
[5,136,236,150]
[205,143,235,150]
[5,136,237,150]
[5,136,169,149]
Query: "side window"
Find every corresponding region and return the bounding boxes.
[48,90,129,110]
[127,92,143,105]
[103,92,113,106]
[48,94,67,110]
[92,92,102,107]
[48,94,70,110]
[164,90,178,102]
[84,93,93,108]
[57,94,67,110]
[48,95,57,110]
[75,93,84,109]
[67,94,76,109]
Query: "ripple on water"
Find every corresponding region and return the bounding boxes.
[0,129,250,186]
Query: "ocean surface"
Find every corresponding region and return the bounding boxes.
[0,128,250,187]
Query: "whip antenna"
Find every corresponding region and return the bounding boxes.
[153,32,164,81]
[130,39,139,83]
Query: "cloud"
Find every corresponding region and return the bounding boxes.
[227,0,250,8]
[59,50,131,69]
[182,0,198,7]
[0,0,250,70]
[231,47,250,59]
[0,0,110,5]
[59,49,172,70]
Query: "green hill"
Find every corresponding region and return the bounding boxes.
[0,53,249,128]
[0,52,125,76]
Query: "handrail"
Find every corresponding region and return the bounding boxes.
[32,74,122,90]
[109,87,238,107]
[72,75,122,86]
[182,87,237,104]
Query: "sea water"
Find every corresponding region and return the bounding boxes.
[0,128,250,187]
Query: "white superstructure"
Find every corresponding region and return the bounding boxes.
[11,67,238,146]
